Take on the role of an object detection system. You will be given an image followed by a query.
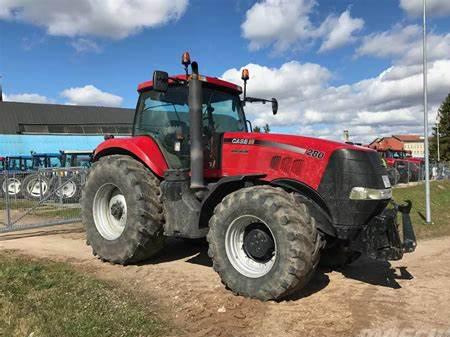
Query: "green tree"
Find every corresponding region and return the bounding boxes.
[253,125,261,133]
[430,93,450,161]
[263,123,271,133]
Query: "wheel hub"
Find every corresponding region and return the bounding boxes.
[93,183,127,241]
[225,215,277,278]
[243,228,275,262]
[110,201,124,220]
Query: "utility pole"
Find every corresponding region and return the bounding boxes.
[436,114,440,162]
[423,0,432,224]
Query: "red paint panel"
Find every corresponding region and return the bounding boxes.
[137,74,242,93]
[220,132,374,190]
[94,136,168,177]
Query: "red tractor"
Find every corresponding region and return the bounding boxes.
[378,149,424,184]
[81,53,416,300]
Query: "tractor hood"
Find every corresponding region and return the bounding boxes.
[222,131,372,158]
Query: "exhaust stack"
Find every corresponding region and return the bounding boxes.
[188,61,205,190]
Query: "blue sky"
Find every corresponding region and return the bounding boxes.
[1,0,450,142]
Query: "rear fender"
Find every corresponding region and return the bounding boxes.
[93,136,168,177]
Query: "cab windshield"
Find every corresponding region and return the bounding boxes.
[133,85,246,168]
[134,85,246,135]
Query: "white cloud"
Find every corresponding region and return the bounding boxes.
[3,93,52,104]
[222,61,331,100]
[70,38,102,53]
[357,24,450,65]
[241,0,316,51]
[241,0,363,53]
[0,0,188,39]
[400,0,450,17]
[318,10,364,52]
[61,85,123,107]
[222,60,450,143]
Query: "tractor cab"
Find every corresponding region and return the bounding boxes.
[135,75,247,169]
[60,150,93,168]
[6,155,34,172]
[134,52,277,176]
[30,152,62,169]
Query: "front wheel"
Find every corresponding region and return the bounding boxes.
[207,186,320,301]
[81,155,165,265]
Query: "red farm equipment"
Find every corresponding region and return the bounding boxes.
[81,53,417,300]
[378,149,425,184]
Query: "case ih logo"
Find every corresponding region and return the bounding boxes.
[225,138,325,159]
[231,138,255,145]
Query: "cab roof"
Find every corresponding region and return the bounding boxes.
[137,74,242,94]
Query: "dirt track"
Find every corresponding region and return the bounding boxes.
[1,224,449,337]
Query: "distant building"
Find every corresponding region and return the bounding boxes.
[368,135,425,158]
[392,135,425,158]
[368,136,404,152]
[0,101,134,156]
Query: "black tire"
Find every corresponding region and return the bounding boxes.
[1,176,23,198]
[387,167,400,186]
[207,186,321,301]
[52,175,82,203]
[81,155,165,265]
[22,174,51,200]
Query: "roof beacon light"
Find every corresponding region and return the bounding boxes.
[241,68,249,81]
[241,68,249,101]
[182,52,191,77]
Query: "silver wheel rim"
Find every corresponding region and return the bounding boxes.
[27,178,48,197]
[57,181,77,198]
[93,183,127,241]
[225,215,277,278]
[3,178,21,195]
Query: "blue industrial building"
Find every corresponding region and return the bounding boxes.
[0,100,134,156]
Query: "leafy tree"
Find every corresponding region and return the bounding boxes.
[263,123,271,133]
[430,93,450,161]
[253,126,261,133]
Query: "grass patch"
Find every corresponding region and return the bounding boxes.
[0,199,81,219]
[0,252,168,337]
[393,180,450,239]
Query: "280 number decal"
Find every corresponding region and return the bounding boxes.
[305,149,325,159]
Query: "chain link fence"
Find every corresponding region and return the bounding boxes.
[387,161,450,186]
[0,167,87,233]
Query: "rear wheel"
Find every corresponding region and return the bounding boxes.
[22,174,51,200]
[387,167,400,186]
[81,155,165,264]
[1,177,22,198]
[53,175,81,203]
[207,186,320,301]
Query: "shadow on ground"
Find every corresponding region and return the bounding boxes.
[144,239,416,300]
[337,257,414,289]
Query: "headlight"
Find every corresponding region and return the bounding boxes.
[349,187,392,200]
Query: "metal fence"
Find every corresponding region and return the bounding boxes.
[388,161,450,186]
[0,167,87,233]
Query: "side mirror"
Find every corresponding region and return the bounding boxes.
[272,98,278,115]
[152,71,169,92]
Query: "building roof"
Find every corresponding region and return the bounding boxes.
[0,101,134,135]
[393,134,423,142]
[368,136,404,151]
